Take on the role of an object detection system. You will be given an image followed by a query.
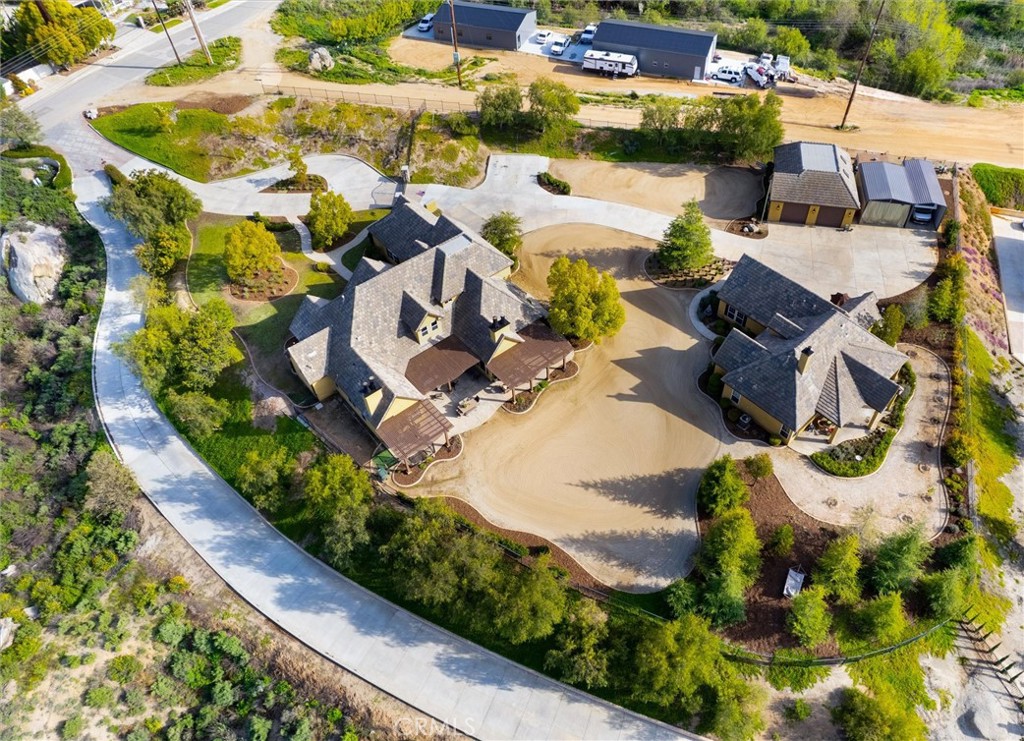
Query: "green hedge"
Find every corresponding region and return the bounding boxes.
[811,429,897,477]
[886,363,916,428]
[2,145,72,190]
[538,171,571,195]
[103,163,127,187]
[971,163,1024,209]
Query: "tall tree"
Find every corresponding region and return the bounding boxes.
[696,455,749,517]
[544,598,609,688]
[639,96,683,145]
[286,147,308,188]
[814,534,862,604]
[302,454,373,525]
[494,553,567,645]
[306,189,352,250]
[12,0,114,68]
[546,256,625,343]
[104,168,201,239]
[85,450,139,519]
[868,526,931,595]
[177,298,242,391]
[0,100,42,150]
[135,225,190,277]
[527,77,579,130]
[480,210,523,260]
[788,585,832,648]
[476,82,522,129]
[657,199,713,271]
[224,220,282,287]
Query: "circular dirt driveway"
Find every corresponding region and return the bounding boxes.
[416,226,722,592]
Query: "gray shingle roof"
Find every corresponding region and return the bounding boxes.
[771,142,859,209]
[859,161,915,204]
[368,195,463,262]
[592,19,716,56]
[286,209,556,460]
[717,254,836,328]
[904,159,945,208]
[716,257,907,430]
[433,1,533,31]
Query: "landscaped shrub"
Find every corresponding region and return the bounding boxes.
[814,534,862,604]
[726,406,742,423]
[871,304,905,346]
[788,585,831,648]
[886,364,916,428]
[765,648,831,692]
[851,593,906,643]
[696,455,749,517]
[917,568,967,619]
[944,429,972,467]
[104,163,127,186]
[707,372,723,397]
[831,687,924,741]
[784,698,812,722]
[744,453,773,480]
[810,429,896,477]
[768,435,782,446]
[537,171,571,194]
[2,145,73,190]
[868,526,931,595]
[769,523,794,556]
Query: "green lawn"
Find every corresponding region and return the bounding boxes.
[92,103,227,181]
[964,329,1019,543]
[146,36,242,87]
[189,214,345,400]
[148,17,183,32]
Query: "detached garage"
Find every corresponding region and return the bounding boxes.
[592,20,717,80]
[432,1,536,51]
[767,142,859,228]
[858,158,947,229]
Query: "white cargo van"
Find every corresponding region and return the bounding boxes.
[581,50,638,77]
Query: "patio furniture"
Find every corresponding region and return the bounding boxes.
[457,397,478,416]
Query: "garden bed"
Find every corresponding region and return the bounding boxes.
[645,255,735,289]
[391,436,462,488]
[227,259,298,302]
[262,174,328,193]
[698,368,772,444]
[810,428,897,477]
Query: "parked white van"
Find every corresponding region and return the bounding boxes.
[711,66,742,83]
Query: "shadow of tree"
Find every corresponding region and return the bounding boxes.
[573,468,700,520]
[557,527,698,590]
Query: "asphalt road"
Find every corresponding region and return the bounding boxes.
[21,6,700,740]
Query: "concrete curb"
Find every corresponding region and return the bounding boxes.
[688,281,726,342]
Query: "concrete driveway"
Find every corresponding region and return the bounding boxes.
[992,214,1024,365]
[713,221,938,300]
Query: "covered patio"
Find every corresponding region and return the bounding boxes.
[376,400,453,471]
[486,321,574,401]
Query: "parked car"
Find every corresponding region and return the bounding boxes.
[580,23,597,43]
[550,36,569,56]
[711,66,742,83]
[417,13,434,32]
[535,29,551,43]
[910,207,935,225]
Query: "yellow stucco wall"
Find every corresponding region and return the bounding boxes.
[364,387,383,416]
[722,382,791,439]
[806,205,820,225]
[768,201,783,222]
[312,377,336,401]
[841,208,856,227]
[716,302,766,335]
[381,395,419,424]
[489,334,520,360]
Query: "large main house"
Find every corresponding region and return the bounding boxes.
[287,196,573,467]
[712,255,909,445]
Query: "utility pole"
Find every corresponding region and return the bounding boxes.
[151,0,182,65]
[448,0,463,90]
[840,0,885,129]
[183,0,213,64]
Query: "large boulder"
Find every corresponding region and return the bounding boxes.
[1,224,67,304]
[308,46,334,72]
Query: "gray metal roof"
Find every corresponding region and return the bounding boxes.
[433,1,534,31]
[904,159,945,208]
[716,257,907,430]
[771,142,859,209]
[592,19,716,56]
[859,161,915,204]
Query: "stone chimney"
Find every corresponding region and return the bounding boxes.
[798,347,814,374]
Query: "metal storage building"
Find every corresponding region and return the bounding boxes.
[591,19,717,80]
[857,162,914,227]
[432,1,536,51]
[858,159,947,229]
[767,142,859,228]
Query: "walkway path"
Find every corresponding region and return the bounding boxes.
[75,129,698,741]
[992,214,1024,366]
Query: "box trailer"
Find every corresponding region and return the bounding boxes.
[582,49,638,77]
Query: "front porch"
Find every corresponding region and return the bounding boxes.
[788,410,880,456]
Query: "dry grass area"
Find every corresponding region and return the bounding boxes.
[416,224,719,592]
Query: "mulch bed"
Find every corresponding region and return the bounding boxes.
[391,436,463,488]
[697,368,771,444]
[441,497,607,593]
[724,218,768,239]
[645,254,735,289]
[175,92,254,115]
[704,469,842,656]
[228,261,298,302]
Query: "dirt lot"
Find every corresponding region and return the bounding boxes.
[416,225,721,592]
[548,160,762,218]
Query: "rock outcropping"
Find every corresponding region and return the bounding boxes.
[308,47,334,72]
[1,224,67,304]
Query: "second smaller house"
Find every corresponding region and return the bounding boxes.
[858,158,947,229]
[432,1,536,50]
[768,142,859,228]
[712,255,908,445]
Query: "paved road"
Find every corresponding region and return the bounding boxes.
[22,9,698,740]
[992,214,1024,366]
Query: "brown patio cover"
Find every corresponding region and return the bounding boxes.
[376,400,453,463]
[404,335,480,394]
[487,321,572,390]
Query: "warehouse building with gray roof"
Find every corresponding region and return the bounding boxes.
[592,19,717,80]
